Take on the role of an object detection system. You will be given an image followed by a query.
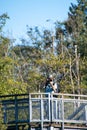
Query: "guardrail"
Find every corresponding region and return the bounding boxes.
[0,93,87,130]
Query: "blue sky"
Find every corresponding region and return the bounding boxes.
[0,0,77,40]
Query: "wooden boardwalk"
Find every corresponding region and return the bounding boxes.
[0,93,87,130]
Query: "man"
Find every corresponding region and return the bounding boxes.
[45,75,58,94]
[44,75,58,120]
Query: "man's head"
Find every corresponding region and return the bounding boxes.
[49,75,53,81]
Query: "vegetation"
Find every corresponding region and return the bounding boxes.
[0,0,87,129]
[0,0,87,96]
[0,104,7,130]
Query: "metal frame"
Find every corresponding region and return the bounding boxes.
[1,93,87,130]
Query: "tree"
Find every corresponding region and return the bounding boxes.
[54,0,87,94]
[0,13,27,95]
[5,0,87,94]
[0,13,9,32]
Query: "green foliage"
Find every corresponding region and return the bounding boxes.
[66,0,87,93]
[0,56,27,95]
[0,1,87,95]
[0,13,28,95]
[0,13,9,32]
[0,104,7,130]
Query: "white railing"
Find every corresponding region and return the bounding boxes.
[1,93,87,130]
[29,93,87,129]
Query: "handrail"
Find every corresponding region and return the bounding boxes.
[1,92,87,98]
[0,93,29,98]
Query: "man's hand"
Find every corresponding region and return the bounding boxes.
[50,81,56,92]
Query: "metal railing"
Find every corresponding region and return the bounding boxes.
[1,93,87,130]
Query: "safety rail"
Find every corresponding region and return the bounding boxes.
[0,93,87,130]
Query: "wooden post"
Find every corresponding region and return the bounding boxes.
[15,95,18,130]
[75,45,80,94]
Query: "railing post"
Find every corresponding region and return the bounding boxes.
[51,93,53,122]
[15,95,18,130]
[29,94,32,129]
[50,94,55,130]
[3,104,7,124]
[85,105,87,125]
[50,126,54,130]
[49,93,51,121]
[58,100,61,120]
[41,94,44,130]
[61,95,64,130]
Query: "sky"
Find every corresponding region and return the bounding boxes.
[0,0,77,41]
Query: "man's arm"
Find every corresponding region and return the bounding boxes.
[50,81,57,92]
